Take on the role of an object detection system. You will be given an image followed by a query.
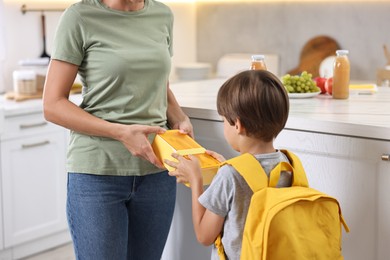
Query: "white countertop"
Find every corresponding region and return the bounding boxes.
[169,79,390,141]
[0,96,44,117]
[1,79,389,141]
[0,94,82,117]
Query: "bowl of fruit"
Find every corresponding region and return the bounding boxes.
[281,71,321,98]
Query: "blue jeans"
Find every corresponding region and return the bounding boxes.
[66,171,176,260]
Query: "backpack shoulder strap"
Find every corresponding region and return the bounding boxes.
[222,150,310,190]
[269,150,309,188]
[221,153,268,192]
[216,153,266,259]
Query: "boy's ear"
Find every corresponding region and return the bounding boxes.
[235,119,246,134]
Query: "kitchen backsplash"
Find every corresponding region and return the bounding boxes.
[196,1,390,81]
[2,1,389,92]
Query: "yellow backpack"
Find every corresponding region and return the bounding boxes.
[215,150,350,260]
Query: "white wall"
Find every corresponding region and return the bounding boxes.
[0,0,5,93]
[196,2,390,81]
[0,0,197,93]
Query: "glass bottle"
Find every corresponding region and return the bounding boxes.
[332,50,350,99]
[250,55,267,70]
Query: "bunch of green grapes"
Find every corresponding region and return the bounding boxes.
[281,71,320,93]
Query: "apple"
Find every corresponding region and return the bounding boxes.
[314,77,327,94]
[325,77,333,95]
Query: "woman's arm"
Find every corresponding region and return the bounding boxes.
[166,83,193,137]
[43,59,165,167]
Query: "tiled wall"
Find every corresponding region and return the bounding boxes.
[196,2,390,80]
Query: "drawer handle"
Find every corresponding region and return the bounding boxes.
[382,154,390,161]
[22,140,50,149]
[19,122,48,129]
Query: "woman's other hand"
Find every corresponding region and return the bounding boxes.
[166,86,194,138]
[170,115,194,138]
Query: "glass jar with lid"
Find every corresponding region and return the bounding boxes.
[13,70,37,96]
[250,55,267,70]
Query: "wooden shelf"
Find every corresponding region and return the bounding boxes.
[21,4,65,14]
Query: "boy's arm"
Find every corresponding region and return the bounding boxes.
[190,181,225,246]
[165,153,224,245]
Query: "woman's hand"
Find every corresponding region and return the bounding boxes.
[165,153,202,186]
[166,86,194,138]
[117,124,166,168]
[169,115,194,138]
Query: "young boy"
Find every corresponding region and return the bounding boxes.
[165,69,292,259]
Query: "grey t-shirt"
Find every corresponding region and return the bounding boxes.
[198,151,292,260]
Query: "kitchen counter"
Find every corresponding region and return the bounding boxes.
[0,97,44,117]
[169,78,390,141]
[1,80,389,141]
[0,95,81,117]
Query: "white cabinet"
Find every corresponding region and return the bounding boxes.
[191,118,238,158]
[189,118,390,260]
[0,112,70,259]
[0,179,3,252]
[376,153,390,260]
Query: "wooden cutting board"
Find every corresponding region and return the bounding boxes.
[287,35,340,78]
[5,84,82,102]
[5,91,43,102]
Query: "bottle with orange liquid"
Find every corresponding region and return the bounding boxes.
[332,50,350,99]
[250,55,267,70]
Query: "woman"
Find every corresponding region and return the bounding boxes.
[43,0,193,259]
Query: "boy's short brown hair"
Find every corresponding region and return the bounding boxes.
[217,70,289,142]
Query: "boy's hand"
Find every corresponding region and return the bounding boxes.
[165,153,203,186]
[205,150,226,162]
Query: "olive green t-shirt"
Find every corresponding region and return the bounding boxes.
[51,0,173,175]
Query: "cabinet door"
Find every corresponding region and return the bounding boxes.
[0,168,3,251]
[162,119,219,260]
[1,130,67,248]
[0,108,4,250]
[191,118,238,159]
[377,148,390,260]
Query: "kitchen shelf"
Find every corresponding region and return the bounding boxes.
[20,4,65,14]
